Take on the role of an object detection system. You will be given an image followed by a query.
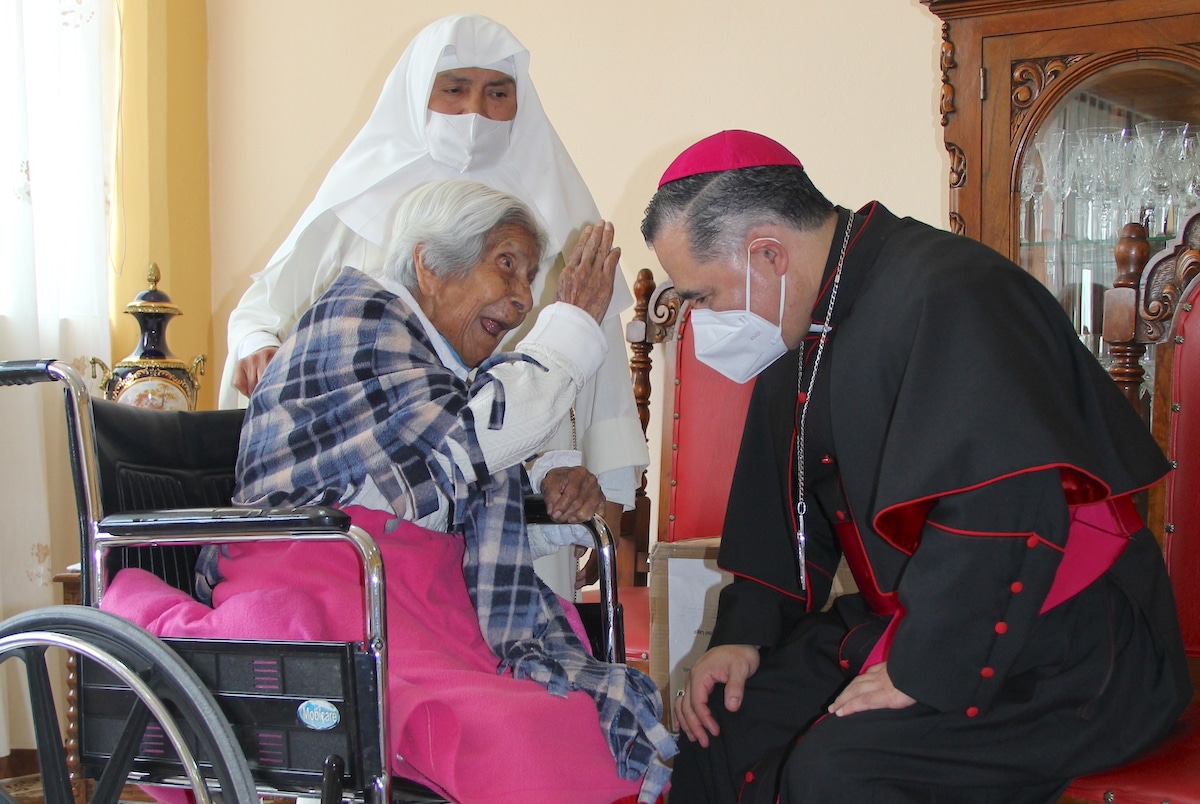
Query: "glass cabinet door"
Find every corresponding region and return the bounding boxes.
[1017,60,1200,365]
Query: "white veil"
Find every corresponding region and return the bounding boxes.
[259,12,630,318]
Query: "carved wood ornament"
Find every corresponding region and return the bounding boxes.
[938,22,957,127]
[1010,54,1088,142]
[937,22,963,233]
[625,270,682,435]
[626,270,659,436]
[625,275,683,440]
[1103,211,1200,411]
[1138,217,1200,344]
[623,269,684,583]
[946,142,966,190]
[949,212,966,236]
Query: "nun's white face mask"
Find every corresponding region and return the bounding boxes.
[425,67,516,172]
[426,112,513,172]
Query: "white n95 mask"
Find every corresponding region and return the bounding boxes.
[690,238,787,384]
[426,111,513,173]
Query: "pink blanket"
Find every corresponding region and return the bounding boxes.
[100,507,644,804]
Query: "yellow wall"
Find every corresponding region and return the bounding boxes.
[113,0,214,410]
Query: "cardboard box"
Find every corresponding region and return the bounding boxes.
[649,537,730,731]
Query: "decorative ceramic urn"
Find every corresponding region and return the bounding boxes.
[90,263,206,410]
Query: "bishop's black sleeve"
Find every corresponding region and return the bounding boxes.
[709,576,810,651]
[884,468,1070,715]
[710,489,839,652]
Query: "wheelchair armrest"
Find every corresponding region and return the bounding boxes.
[90,505,390,804]
[99,505,351,538]
[522,495,615,554]
[524,495,624,664]
[98,500,624,662]
[523,494,554,525]
[92,505,385,662]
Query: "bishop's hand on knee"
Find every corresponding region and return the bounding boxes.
[674,644,761,747]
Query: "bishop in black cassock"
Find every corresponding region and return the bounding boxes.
[642,130,1189,804]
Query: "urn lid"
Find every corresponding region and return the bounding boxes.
[124,263,182,317]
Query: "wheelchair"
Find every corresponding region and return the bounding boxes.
[0,359,629,804]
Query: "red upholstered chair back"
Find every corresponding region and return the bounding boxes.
[1159,274,1200,657]
[1059,217,1200,804]
[659,310,755,543]
[621,269,756,711]
[616,270,755,674]
[624,268,757,552]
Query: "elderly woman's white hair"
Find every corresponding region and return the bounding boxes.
[375,179,549,291]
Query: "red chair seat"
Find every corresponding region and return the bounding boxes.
[582,585,650,663]
[1062,699,1200,803]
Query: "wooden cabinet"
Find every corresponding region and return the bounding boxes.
[923,0,1200,248]
[923,0,1200,360]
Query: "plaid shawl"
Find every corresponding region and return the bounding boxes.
[235,268,675,800]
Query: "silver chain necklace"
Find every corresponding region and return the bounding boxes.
[794,212,854,591]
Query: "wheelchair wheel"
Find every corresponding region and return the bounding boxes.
[0,606,258,804]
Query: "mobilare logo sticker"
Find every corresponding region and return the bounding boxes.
[297,699,341,731]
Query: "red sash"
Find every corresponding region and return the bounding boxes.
[836,494,1141,670]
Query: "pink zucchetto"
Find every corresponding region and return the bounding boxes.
[657,129,804,187]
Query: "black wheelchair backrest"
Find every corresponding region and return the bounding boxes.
[90,400,246,598]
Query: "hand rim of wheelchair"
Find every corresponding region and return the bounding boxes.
[0,631,213,802]
[0,606,258,804]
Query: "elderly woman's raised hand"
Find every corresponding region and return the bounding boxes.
[556,221,620,323]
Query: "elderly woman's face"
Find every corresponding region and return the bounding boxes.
[427,68,517,121]
[418,224,539,367]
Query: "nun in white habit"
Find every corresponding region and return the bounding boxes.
[219,14,648,598]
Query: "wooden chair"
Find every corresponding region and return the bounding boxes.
[615,267,857,713]
[588,269,757,699]
[1061,217,1200,802]
[623,269,755,553]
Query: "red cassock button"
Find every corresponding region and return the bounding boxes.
[980,667,994,678]
[1010,581,1023,594]
[995,622,1008,635]
[745,771,756,783]
[966,706,979,718]
[1026,535,1039,549]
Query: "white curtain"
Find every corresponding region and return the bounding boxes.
[0,0,117,759]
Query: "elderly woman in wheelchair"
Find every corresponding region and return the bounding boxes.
[98,179,675,803]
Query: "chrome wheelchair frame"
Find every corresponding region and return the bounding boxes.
[0,359,626,804]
